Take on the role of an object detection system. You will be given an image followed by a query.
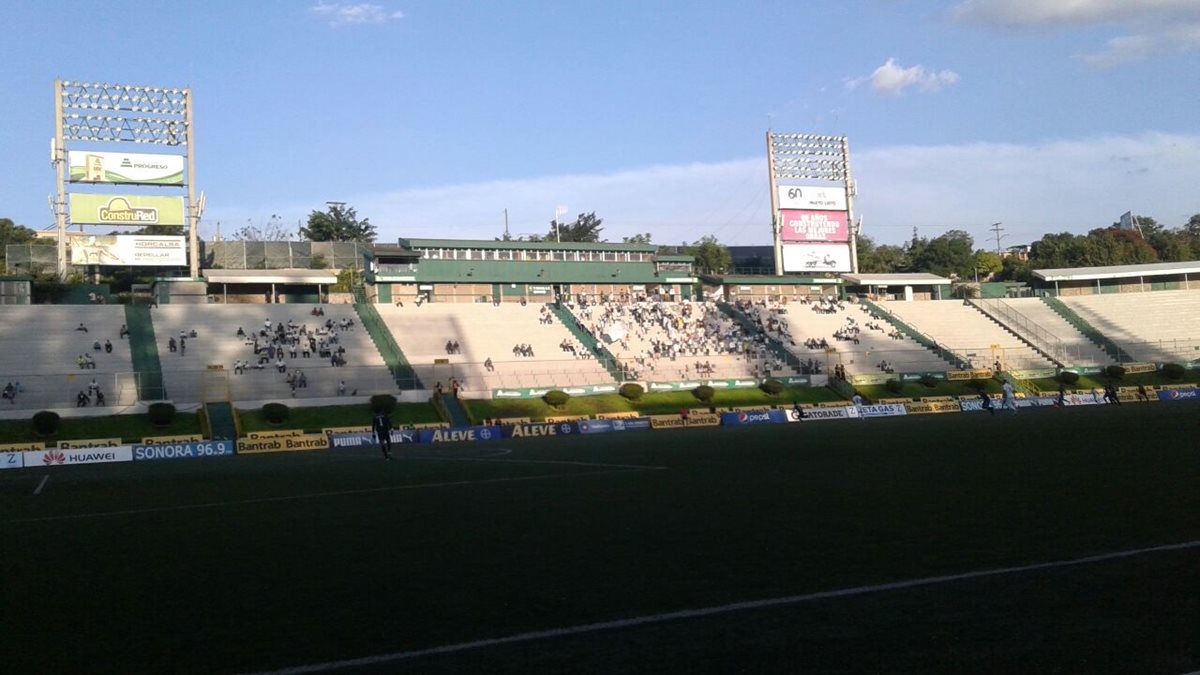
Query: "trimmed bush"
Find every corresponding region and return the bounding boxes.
[262,402,290,425]
[692,385,715,403]
[1056,371,1080,385]
[918,375,938,388]
[761,379,785,396]
[618,383,644,401]
[543,390,570,408]
[1162,363,1185,380]
[32,410,60,436]
[1105,365,1126,380]
[884,379,904,394]
[147,402,176,427]
[370,394,397,414]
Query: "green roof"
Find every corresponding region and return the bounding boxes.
[405,258,667,284]
[700,274,842,285]
[363,245,419,259]
[655,255,695,262]
[399,238,656,253]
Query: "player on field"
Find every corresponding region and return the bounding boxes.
[372,410,393,460]
[979,390,995,415]
[1001,381,1018,413]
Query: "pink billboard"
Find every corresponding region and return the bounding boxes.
[780,209,850,242]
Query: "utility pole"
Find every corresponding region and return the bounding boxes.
[990,222,1006,255]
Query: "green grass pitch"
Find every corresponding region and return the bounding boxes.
[3,401,1198,674]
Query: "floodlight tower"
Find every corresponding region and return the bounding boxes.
[52,80,198,278]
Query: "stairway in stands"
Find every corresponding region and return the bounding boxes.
[1041,297,1134,363]
[439,393,471,428]
[547,303,624,381]
[204,401,239,441]
[124,304,165,400]
[352,287,422,390]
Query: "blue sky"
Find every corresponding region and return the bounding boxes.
[1,0,1198,248]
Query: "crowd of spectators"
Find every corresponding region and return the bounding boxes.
[227,313,359,396]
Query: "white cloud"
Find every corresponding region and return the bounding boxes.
[1081,21,1200,65]
[848,58,960,96]
[204,133,1200,248]
[310,3,405,28]
[953,0,1200,27]
[954,0,1200,66]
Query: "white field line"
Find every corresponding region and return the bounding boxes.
[33,475,48,495]
[4,467,650,524]
[244,539,1200,675]
[413,454,668,471]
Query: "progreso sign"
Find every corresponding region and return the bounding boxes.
[133,441,234,461]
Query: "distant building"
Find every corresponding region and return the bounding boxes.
[1003,245,1030,261]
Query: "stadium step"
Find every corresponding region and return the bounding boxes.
[547,303,623,382]
[204,401,239,441]
[967,299,1064,367]
[353,300,422,390]
[124,304,165,400]
[440,393,471,428]
[1041,297,1135,363]
[858,299,963,369]
[716,302,804,370]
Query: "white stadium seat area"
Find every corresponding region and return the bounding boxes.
[981,298,1115,367]
[565,298,801,381]
[1061,290,1200,363]
[151,304,397,404]
[884,300,1054,371]
[0,305,137,410]
[376,303,614,392]
[740,298,952,376]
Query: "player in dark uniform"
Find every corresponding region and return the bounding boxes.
[372,410,393,460]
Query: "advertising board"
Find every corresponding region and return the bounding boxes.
[777,185,848,211]
[58,437,123,449]
[1,452,23,470]
[504,422,575,438]
[850,373,893,386]
[133,441,234,461]
[779,210,850,242]
[68,151,184,185]
[858,403,908,418]
[904,401,960,415]
[420,426,503,443]
[328,430,420,448]
[69,194,186,227]
[648,412,721,429]
[796,406,856,421]
[237,434,328,454]
[69,234,186,266]
[781,243,852,273]
[23,446,133,467]
[1158,388,1199,401]
[719,409,789,426]
[945,369,993,381]
[1121,362,1157,375]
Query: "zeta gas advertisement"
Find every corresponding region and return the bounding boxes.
[68,194,185,226]
[68,151,184,185]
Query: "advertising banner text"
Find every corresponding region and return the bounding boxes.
[779,210,850,242]
[68,151,184,185]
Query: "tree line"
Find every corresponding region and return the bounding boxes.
[858,214,1200,281]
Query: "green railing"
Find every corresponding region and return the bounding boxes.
[1041,297,1135,363]
[716,302,803,370]
[859,299,964,368]
[352,291,422,390]
[547,303,623,382]
[124,304,165,400]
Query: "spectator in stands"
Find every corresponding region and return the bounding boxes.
[104,339,112,354]
[450,378,461,399]
[237,327,246,338]
[77,390,89,407]
[119,324,129,339]
[92,340,102,352]
[168,337,177,352]
[484,357,494,372]
[95,389,105,406]
[338,380,346,396]
[2,382,14,404]
[85,353,96,369]
[76,323,88,332]
[179,337,186,356]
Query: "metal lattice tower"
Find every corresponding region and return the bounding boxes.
[766,132,857,275]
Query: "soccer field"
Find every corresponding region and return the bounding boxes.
[4,403,1199,674]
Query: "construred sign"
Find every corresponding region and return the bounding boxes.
[780,210,850,242]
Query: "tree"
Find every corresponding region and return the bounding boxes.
[131,224,184,236]
[233,214,293,241]
[972,250,1003,280]
[623,233,652,245]
[909,229,975,278]
[547,212,603,242]
[0,218,39,271]
[688,235,732,274]
[301,203,376,242]
[856,234,908,273]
